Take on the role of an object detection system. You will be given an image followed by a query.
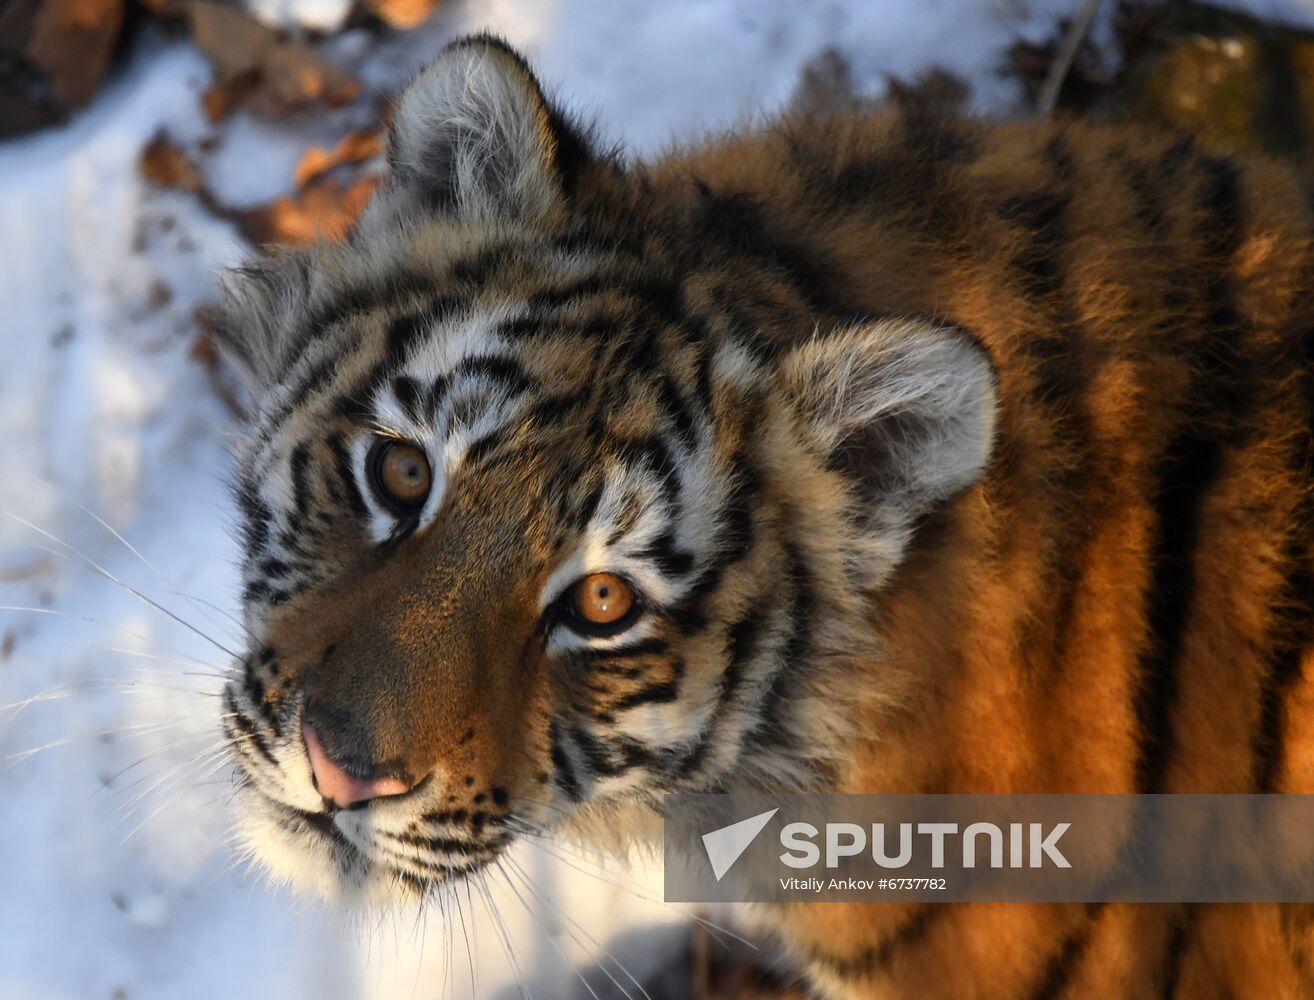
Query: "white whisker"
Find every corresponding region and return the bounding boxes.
[2,512,239,658]
[22,475,253,649]
[474,872,533,1000]
[504,852,652,1000]
[494,859,603,1000]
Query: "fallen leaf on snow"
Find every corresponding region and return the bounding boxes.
[293,127,383,188]
[138,132,204,190]
[187,0,360,119]
[366,0,444,30]
[235,173,381,245]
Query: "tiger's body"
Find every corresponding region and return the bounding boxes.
[214,35,1314,998]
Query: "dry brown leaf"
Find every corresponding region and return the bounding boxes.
[189,327,219,368]
[200,79,245,123]
[187,0,360,118]
[367,0,443,30]
[138,132,203,190]
[293,127,383,188]
[235,174,380,246]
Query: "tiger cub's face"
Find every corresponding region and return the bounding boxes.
[214,36,997,901]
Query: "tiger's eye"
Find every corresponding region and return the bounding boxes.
[375,441,431,507]
[572,573,635,626]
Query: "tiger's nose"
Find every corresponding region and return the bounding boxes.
[303,721,414,809]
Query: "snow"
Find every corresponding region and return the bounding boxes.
[0,0,1206,996]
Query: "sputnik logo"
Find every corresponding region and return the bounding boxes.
[701,808,779,881]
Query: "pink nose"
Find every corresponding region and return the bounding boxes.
[303,722,412,809]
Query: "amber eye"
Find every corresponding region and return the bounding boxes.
[568,573,637,633]
[369,440,432,512]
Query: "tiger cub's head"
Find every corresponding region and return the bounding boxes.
[213,35,997,900]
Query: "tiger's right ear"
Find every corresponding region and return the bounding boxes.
[382,34,593,223]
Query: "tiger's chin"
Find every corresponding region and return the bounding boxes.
[231,782,509,905]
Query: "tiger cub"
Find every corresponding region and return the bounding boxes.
[213,33,1314,999]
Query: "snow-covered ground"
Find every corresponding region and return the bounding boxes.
[3,0,1305,997]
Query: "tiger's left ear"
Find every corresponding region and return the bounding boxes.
[776,317,998,545]
[384,34,592,222]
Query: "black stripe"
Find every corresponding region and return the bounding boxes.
[461,430,505,467]
[744,543,815,756]
[259,279,450,440]
[821,104,974,211]
[610,681,680,712]
[1133,405,1222,794]
[501,312,630,342]
[637,529,696,579]
[677,603,767,778]
[1028,904,1104,1000]
[1157,138,1195,185]
[392,375,423,423]
[447,244,511,286]
[668,454,759,633]
[1135,156,1245,794]
[570,726,658,778]
[616,435,679,503]
[1045,133,1076,183]
[526,275,616,310]
[693,340,714,411]
[624,328,662,378]
[453,354,530,392]
[496,316,546,339]
[1113,148,1168,236]
[610,662,685,713]
[517,273,686,330]
[571,476,606,533]
[549,720,583,802]
[692,186,842,316]
[1159,906,1196,998]
[388,832,499,856]
[258,557,292,579]
[242,671,266,713]
[386,312,427,360]
[1253,329,1314,791]
[224,689,279,768]
[386,296,462,361]
[427,373,450,415]
[269,352,343,439]
[998,191,1070,303]
[996,152,1096,672]
[526,392,589,431]
[572,638,669,663]
[1255,595,1312,793]
[236,481,272,555]
[804,906,940,979]
[657,372,698,448]
[591,663,643,679]
[327,433,369,519]
[287,270,435,368]
[288,441,313,520]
